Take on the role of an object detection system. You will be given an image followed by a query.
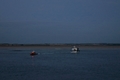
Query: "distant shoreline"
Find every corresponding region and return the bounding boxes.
[0,45,120,49]
[0,43,120,49]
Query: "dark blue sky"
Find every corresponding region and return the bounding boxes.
[0,0,120,44]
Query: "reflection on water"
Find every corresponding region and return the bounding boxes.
[71,51,78,53]
[31,56,35,66]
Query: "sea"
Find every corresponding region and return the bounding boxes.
[0,47,120,80]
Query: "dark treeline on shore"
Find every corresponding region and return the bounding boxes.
[0,43,120,47]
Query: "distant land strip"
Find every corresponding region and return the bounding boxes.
[0,43,120,48]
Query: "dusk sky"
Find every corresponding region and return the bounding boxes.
[0,0,120,44]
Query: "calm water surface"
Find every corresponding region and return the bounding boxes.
[0,48,120,80]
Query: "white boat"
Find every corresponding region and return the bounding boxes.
[71,46,80,51]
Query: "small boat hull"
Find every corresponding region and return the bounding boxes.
[30,52,38,56]
[30,51,38,56]
[71,46,80,52]
[72,48,80,51]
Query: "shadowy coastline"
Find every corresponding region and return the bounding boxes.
[0,43,120,49]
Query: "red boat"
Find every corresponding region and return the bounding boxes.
[30,51,38,56]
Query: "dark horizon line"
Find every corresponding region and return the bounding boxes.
[0,43,120,44]
[0,43,120,46]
